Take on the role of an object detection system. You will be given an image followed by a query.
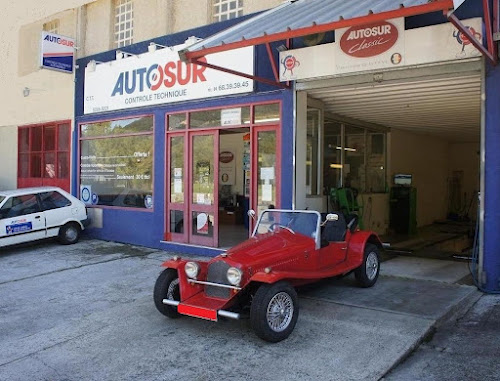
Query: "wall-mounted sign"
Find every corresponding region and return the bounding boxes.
[219,151,235,185]
[84,43,254,114]
[339,20,400,58]
[280,18,482,81]
[40,32,75,73]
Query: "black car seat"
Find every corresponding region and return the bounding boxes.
[321,212,347,247]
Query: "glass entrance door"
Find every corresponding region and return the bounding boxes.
[252,127,280,229]
[189,131,219,246]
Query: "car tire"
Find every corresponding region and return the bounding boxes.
[354,243,380,288]
[154,268,181,319]
[58,222,81,245]
[250,281,299,343]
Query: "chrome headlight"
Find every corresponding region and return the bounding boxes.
[227,267,243,286]
[185,262,200,279]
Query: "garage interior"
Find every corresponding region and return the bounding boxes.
[299,60,482,263]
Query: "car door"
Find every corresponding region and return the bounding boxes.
[37,190,73,238]
[0,194,46,247]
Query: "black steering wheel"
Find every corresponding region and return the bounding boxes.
[268,223,295,234]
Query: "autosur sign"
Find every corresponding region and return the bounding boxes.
[340,21,399,58]
[335,17,405,74]
[84,43,254,114]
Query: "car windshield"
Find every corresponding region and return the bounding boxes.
[0,196,4,204]
[254,210,320,239]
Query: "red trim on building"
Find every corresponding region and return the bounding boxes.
[185,0,454,60]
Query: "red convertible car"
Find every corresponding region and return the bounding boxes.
[154,209,383,342]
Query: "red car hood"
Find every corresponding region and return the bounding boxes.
[215,230,315,268]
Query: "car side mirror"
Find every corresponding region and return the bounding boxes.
[247,209,256,220]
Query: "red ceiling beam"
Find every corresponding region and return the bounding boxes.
[185,0,454,61]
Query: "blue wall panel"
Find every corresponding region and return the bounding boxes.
[484,61,500,291]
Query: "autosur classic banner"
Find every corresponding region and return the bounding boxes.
[280,18,482,81]
[84,44,254,114]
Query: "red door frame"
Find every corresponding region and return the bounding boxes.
[165,132,188,243]
[164,102,282,248]
[250,124,281,233]
[187,130,219,247]
[18,120,71,192]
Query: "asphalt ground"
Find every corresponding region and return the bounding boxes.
[0,238,481,381]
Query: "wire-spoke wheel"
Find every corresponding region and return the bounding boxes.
[266,292,294,332]
[354,243,380,288]
[251,281,298,342]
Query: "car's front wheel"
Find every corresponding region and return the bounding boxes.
[154,269,181,318]
[58,222,81,245]
[354,243,380,287]
[250,281,299,342]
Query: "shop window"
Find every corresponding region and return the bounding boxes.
[168,114,187,131]
[213,0,243,22]
[190,106,250,128]
[323,122,342,191]
[323,121,386,194]
[80,116,153,209]
[254,103,280,124]
[344,125,366,191]
[114,0,134,48]
[306,109,321,196]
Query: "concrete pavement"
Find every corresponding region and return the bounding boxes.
[0,238,481,380]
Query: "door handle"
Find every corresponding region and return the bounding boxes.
[35,216,41,219]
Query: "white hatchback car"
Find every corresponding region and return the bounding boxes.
[0,187,89,247]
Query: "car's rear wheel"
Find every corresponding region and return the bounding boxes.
[354,243,380,288]
[58,222,81,245]
[154,269,181,318]
[250,281,298,342]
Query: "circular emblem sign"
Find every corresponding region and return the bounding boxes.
[340,21,399,58]
[219,151,234,163]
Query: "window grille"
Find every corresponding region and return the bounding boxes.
[213,0,243,22]
[114,0,134,48]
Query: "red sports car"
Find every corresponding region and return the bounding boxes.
[154,209,383,342]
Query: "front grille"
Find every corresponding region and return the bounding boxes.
[205,261,231,299]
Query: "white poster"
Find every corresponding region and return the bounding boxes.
[221,108,242,126]
[84,43,254,114]
[280,18,482,82]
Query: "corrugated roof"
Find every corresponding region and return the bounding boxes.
[182,0,454,59]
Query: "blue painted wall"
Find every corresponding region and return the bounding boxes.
[484,60,500,292]
[73,16,293,253]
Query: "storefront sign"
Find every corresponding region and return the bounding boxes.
[84,43,254,114]
[280,18,482,81]
[40,32,75,73]
[339,20,399,58]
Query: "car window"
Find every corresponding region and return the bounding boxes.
[38,191,72,211]
[0,196,5,204]
[0,194,41,219]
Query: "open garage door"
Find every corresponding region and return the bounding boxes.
[296,59,482,260]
